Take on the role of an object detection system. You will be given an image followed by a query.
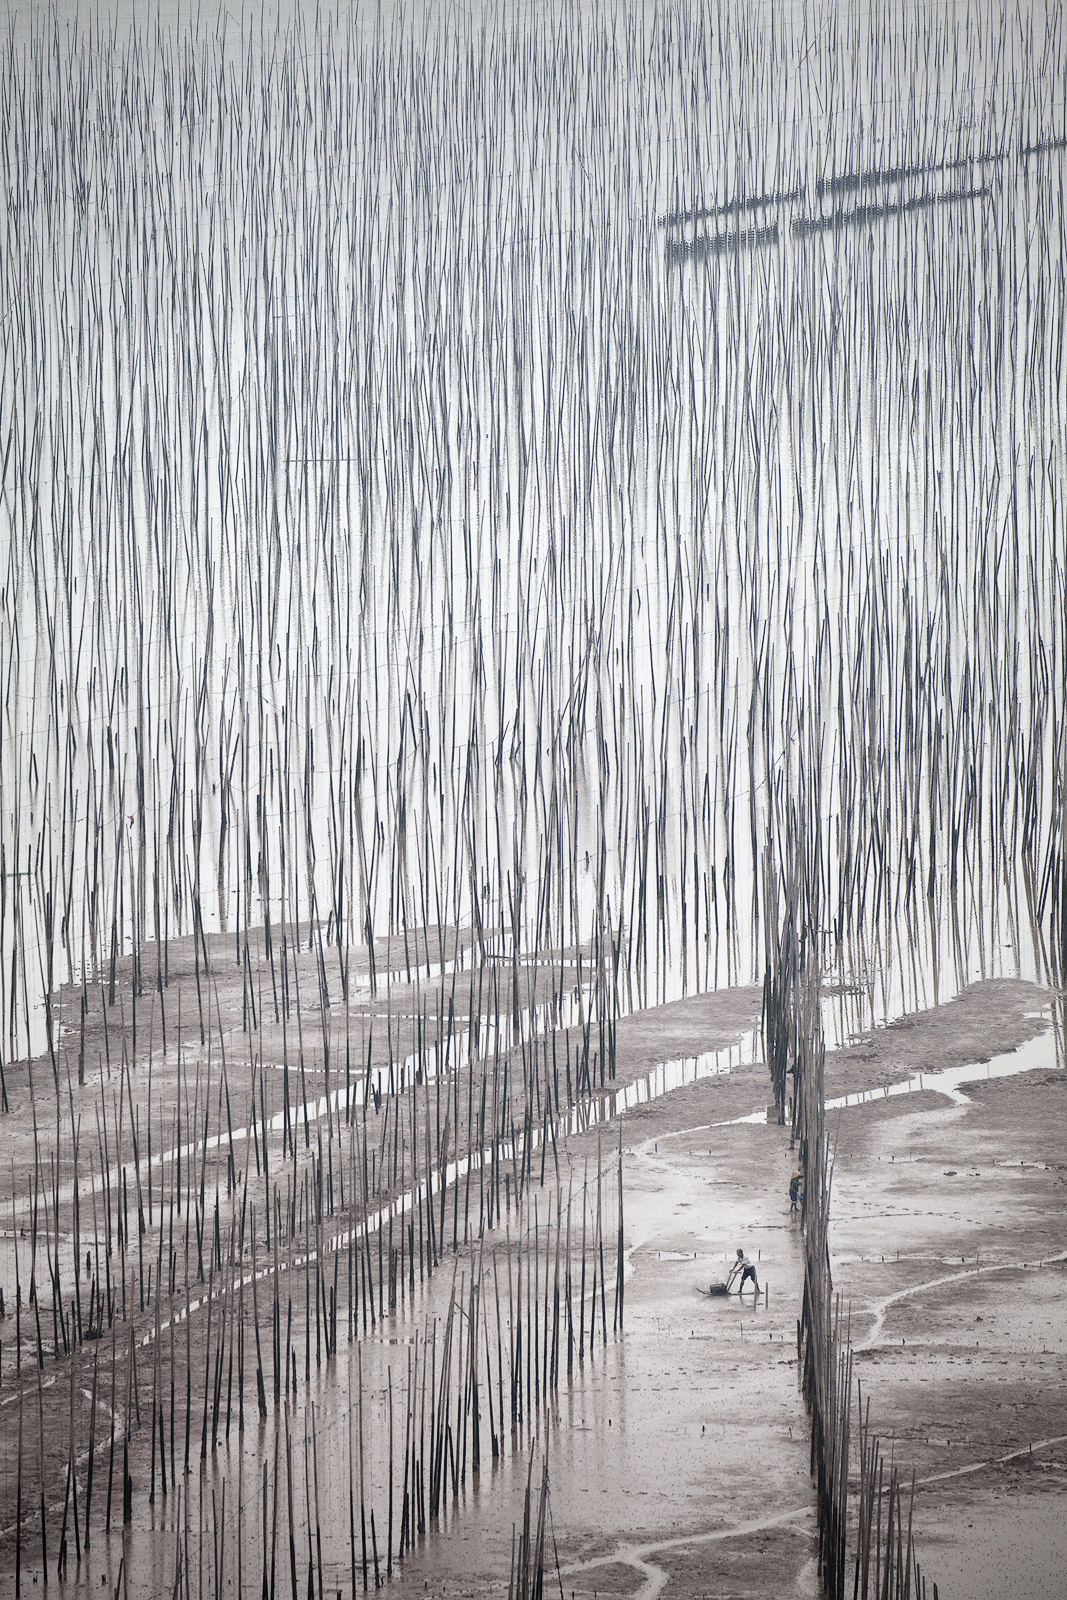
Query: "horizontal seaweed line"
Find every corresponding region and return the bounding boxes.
[818,138,1064,193]
[659,136,1061,230]
[814,154,984,195]
[1019,135,1067,158]
[792,186,991,235]
[658,188,802,227]
[666,224,779,261]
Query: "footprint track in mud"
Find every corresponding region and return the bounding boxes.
[556,1505,813,1600]
[853,1250,1067,1349]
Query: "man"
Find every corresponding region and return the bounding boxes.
[789,1170,803,1212]
[726,1246,761,1297]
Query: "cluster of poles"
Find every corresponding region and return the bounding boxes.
[763,735,940,1594]
[764,922,939,1599]
[0,927,622,1364]
[2,0,1064,1068]
[507,1452,552,1600]
[1,995,626,1595]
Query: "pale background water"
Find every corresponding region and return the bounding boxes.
[2,0,1063,1068]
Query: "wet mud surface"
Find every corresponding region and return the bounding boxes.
[827,1004,1067,1600]
[0,973,1062,1599]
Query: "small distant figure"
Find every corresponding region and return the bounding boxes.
[789,1170,804,1212]
[726,1247,760,1297]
